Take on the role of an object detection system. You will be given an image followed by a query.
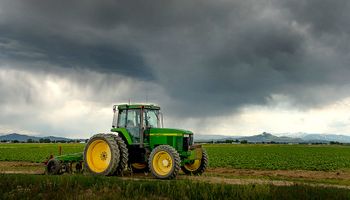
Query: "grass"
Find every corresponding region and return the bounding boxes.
[1,174,350,200]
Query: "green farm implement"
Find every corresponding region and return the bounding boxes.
[46,104,208,179]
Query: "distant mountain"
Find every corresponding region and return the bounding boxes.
[237,132,304,143]
[275,132,309,138]
[195,132,350,144]
[301,134,350,143]
[43,136,75,142]
[0,133,39,142]
[0,133,76,142]
[194,134,238,142]
[274,132,350,143]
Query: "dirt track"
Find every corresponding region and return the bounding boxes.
[0,161,44,174]
[1,161,350,189]
[206,167,350,180]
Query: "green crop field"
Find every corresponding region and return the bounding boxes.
[2,143,350,171]
[204,144,350,171]
[0,143,84,163]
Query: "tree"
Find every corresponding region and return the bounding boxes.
[240,140,248,144]
[43,138,51,143]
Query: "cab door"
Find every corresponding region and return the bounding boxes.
[118,109,142,144]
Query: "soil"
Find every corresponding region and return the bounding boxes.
[183,175,350,190]
[205,167,350,180]
[0,161,44,174]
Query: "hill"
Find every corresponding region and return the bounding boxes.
[300,134,350,143]
[237,132,303,143]
[0,133,76,142]
[195,132,350,144]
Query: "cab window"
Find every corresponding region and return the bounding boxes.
[118,109,141,143]
[117,110,127,127]
[145,110,159,128]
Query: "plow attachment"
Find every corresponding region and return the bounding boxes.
[45,152,84,175]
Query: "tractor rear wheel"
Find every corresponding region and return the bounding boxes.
[107,134,129,175]
[149,145,180,179]
[181,148,208,175]
[46,158,61,175]
[84,134,120,176]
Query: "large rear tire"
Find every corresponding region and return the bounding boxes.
[149,145,180,179]
[83,134,120,176]
[107,134,129,175]
[181,148,208,175]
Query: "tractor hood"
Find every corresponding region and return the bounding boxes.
[148,128,193,136]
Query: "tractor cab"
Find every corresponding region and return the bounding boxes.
[112,104,163,145]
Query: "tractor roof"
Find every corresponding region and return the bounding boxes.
[117,104,160,110]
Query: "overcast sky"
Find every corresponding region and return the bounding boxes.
[1,0,350,138]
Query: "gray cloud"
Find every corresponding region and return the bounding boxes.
[0,0,350,135]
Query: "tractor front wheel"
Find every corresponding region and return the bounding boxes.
[83,134,120,176]
[181,148,208,175]
[149,145,180,179]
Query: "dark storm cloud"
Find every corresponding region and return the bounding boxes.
[0,32,152,80]
[1,0,350,118]
[0,0,154,80]
[279,0,350,34]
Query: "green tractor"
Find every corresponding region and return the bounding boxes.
[46,104,208,179]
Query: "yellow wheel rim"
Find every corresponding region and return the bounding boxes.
[184,160,201,172]
[86,139,111,173]
[152,151,173,176]
[132,163,147,170]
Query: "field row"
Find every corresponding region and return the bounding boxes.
[205,144,350,171]
[1,143,350,171]
[0,143,83,163]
